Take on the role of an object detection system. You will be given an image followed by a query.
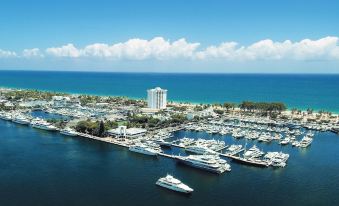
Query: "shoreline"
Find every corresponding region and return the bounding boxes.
[1,86,338,115]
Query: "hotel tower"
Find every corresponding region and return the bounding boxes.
[147,87,167,109]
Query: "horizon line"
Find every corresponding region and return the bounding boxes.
[0,69,339,75]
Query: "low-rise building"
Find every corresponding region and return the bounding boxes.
[108,126,147,138]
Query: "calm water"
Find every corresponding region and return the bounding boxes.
[0,71,338,112]
[1,71,339,205]
[1,119,339,206]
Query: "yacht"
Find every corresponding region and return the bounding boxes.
[129,144,159,156]
[60,128,78,136]
[291,141,300,147]
[226,145,243,155]
[264,152,289,167]
[156,175,193,194]
[145,141,162,153]
[0,112,12,121]
[333,126,339,134]
[30,118,57,131]
[243,145,264,159]
[176,154,231,174]
[279,137,290,145]
[178,137,195,147]
[12,115,30,125]
[299,136,313,148]
[154,139,172,147]
[185,145,216,155]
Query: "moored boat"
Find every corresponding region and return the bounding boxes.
[60,128,78,136]
[30,118,57,131]
[156,175,193,193]
[129,144,159,156]
[176,154,231,174]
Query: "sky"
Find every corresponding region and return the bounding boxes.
[0,0,338,73]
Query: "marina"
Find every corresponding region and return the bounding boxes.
[0,109,321,170]
[1,117,339,206]
[0,86,338,206]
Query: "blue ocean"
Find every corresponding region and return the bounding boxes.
[0,71,338,112]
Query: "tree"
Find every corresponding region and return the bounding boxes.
[75,120,98,134]
[213,109,224,115]
[307,108,313,115]
[98,121,105,137]
[223,102,233,111]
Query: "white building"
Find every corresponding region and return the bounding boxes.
[147,87,167,109]
[107,126,147,138]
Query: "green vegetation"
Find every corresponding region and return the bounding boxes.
[75,120,118,137]
[2,90,66,101]
[194,105,203,111]
[239,101,286,113]
[127,115,163,128]
[213,109,224,115]
[172,105,187,112]
[170,114,187,124]
[223,102,237,111]
[46,118,67,128]
[127,113,187,129]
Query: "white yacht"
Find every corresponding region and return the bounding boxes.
[279,137,290,145]
[129,144,159,156]
[156,175,193,194]
[60,128,78,136]
[0,112,12,121]
[12,115,30,125]
[243,145,264,159]
[30,118,57,131]
[176,154,231,174]
[145,141,162,153]
[226,144,243,155]
[299,136,313,148]
[154,139,172,147]
[185,145,216,155]
[264,152,289,167]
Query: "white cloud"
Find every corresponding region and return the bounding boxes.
[46,43,80,58]
[0,49,17,58]
[46,37,200,60]
[22,48,44,58]
[2,36,339,62]
[197,36,339,61]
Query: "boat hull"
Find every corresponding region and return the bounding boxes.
[32,125,57,131]
[156,182,192,194]
[60,131,78,136]
[176,158,224,174]
[129,148,158,156]
[231,157,268,167]
[12,120,30,125]
[0,117,12,121]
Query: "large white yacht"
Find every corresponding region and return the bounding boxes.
[30,118,57,131]
[12,114,31,125]
[156,175,193,194]
[176,154,231,174]
[299,136,313,148]
[60,128,78,136]
[243,145,264,159]
[129,144,159,156]
[185,145,216,155]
